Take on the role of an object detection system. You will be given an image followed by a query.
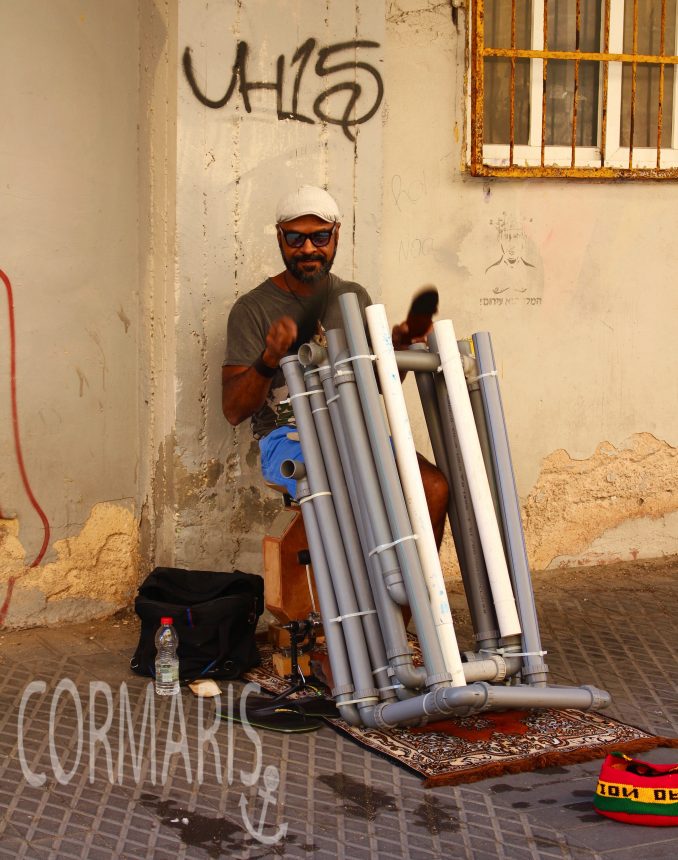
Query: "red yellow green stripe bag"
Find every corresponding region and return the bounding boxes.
[594,751,678,826]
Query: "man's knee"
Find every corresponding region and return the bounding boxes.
[417,455,449,513]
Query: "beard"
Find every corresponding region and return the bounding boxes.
[284,249,336,284]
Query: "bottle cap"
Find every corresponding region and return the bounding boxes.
[160,616,173,625]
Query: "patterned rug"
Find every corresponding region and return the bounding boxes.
[244,644,678,787]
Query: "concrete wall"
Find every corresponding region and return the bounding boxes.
[171,0,385,574]
[138,0,179,570]
[0,1,143,627]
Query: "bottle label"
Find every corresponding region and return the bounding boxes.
[158,667,179,683]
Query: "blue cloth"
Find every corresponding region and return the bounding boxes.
[259,426,303,498]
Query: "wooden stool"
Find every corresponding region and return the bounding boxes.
[262,483,322,679]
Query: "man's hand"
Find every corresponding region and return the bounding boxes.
[391,318,433,383]
[391,321,412,350]
[393,286,439,350]
[391,320,432,350]
[262,316,298,367]
[222,315,299,426]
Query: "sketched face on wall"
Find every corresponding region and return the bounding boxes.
[481,213,543,301]
[485,214,535,278]
[488,216,532,268]
[499,225,526,266]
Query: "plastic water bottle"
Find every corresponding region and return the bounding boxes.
[155,617,180,695]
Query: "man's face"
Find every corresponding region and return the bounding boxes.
[277,215,340,284]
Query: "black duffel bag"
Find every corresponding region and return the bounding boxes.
[130,567,264,682]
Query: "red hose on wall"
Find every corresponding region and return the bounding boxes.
[1,268,51,624]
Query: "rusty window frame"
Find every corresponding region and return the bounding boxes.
[471,0,678,178]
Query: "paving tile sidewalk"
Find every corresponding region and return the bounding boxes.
[0,558,676,859]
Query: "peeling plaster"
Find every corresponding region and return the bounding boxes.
[523,433,678,570]
[174,450,225,508]
[549,510,678,569]
[230,484,279,535]
[245,439,260,469]
[0,502,138,630]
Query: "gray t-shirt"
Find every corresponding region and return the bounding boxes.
[223,273,372,439]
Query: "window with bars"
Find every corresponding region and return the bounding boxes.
[471,0,678,177]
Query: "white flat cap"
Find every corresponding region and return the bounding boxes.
[275,185,341,224]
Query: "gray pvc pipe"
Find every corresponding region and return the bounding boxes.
[463,342,504,550]
[472,332,549,686]
[427,332,500,651]
[280,356,379,712]
[324,330,427,692]
[412,363,467,576]
[393,351,441,373]
[302,364,395,702]
[362,682,611,729]
[280,460,404,700]
[339,293,453,690]
[329,438,423,697]
[409,346,471,590]
[462,654,522,683]
[325,332,408,607]
[292,472,361,725]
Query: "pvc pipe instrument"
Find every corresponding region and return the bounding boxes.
[273,292,610,727]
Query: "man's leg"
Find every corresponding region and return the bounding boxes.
[417,454,449,549]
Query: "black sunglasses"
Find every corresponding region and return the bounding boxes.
[278,224,337,248]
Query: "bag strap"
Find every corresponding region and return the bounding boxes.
[214,593,259,677]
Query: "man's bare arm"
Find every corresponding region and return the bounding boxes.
[222,316,297,426]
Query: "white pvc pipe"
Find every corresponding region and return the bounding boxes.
[366,304,466,687]
[433,319,522,638]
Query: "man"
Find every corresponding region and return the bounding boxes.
[222,185,448,545]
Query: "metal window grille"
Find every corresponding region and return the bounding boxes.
[471,0,678,178]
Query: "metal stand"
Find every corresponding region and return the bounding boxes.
[271,615,323,700]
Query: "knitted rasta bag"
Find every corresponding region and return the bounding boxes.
[594,752,678,826]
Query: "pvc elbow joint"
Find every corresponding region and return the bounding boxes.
[335,699,362,726]
[382,571,408,606]
[391,657,427,691]
[298,341,328,368]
